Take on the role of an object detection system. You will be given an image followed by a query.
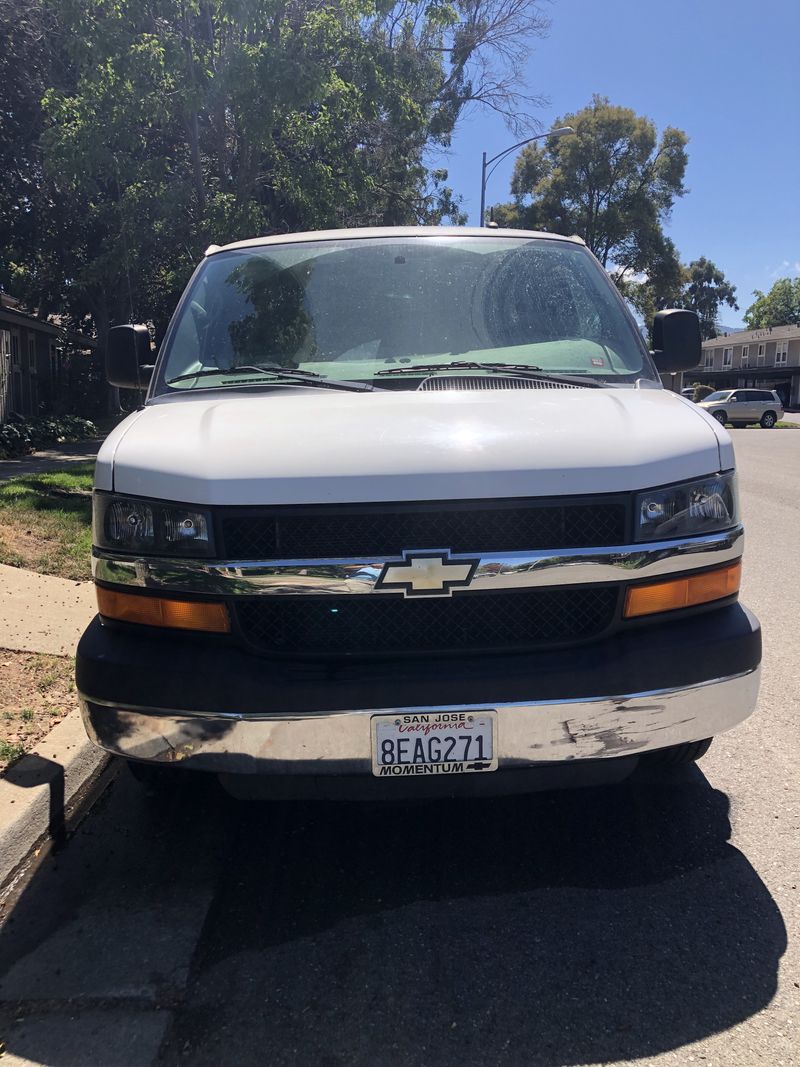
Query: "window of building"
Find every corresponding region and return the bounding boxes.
[741,345,749,367]
[704,349,714,369]
[776,340,788,366]
[757,343,766,365]
[723,347,733,367]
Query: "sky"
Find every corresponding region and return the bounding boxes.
[434,0,800,328]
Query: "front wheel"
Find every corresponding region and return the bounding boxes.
[644,738,713,765]
[760,411,777,428]
[713,411,727,426]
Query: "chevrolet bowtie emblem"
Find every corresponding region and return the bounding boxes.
[376,550,479,598]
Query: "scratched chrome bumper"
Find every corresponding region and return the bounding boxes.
[80,668,760,775]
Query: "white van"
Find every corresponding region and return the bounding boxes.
[77,228,761,794]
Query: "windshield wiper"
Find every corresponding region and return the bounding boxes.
[375,360,605,388]
[165,364,381,392]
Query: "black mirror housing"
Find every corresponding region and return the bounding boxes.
[651,310,702,374]
[106,324,153,389]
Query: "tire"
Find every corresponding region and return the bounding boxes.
[712,411,727,426]
[644,738,713,765]
[760,411,777,428]
[126,759,182,791]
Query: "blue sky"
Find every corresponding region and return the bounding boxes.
[435,0,800,327]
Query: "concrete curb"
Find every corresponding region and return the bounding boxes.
[0,709,108,888]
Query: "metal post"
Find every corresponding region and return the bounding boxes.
[479,152,487,228]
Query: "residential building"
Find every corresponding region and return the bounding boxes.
[680,323,800,408]
[0,294,97,424]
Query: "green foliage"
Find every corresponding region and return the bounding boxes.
[493,96,688,284]
[744,278,800,330]
[0,416,98,458]
[3,0,549,340]
[676,258,738,341]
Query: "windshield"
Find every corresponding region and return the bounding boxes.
[704,391,732,402]
[155,235,655,394]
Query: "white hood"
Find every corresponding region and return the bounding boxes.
[97,387,732,505]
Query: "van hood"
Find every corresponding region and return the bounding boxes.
[97,387,732,505]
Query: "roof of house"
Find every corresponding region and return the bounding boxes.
[0,294,97,349]
[703,323,800,347]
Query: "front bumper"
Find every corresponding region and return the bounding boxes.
[77,603,762,776]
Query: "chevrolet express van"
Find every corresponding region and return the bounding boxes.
[76,228,761,794]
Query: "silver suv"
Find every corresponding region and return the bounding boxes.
[698,388,784,428]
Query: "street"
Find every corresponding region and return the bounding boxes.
[0,429,797,1067]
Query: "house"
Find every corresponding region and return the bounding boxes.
[0,295,98,424]
[682,323,800,408]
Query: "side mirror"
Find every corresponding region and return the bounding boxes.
[651,310,702,373]
[106,325,154,389]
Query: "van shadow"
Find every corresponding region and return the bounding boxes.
[158,764,786,1066]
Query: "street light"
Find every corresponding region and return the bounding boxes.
[479,126,574,227]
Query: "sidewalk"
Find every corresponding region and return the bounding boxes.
[0,564,102,887]
[0,438,103,484]
[0,563,95,655]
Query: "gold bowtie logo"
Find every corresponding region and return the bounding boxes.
[376,551,479,598]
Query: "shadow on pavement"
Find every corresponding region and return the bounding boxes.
[0,762,787,1067]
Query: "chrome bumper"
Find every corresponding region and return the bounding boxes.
[80,668,760,775]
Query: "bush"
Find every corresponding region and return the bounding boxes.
[692,383,715,402]
[0,414,98,459]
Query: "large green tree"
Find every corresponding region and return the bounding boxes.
[623,254,738,342]
[2,0,550,340]
[491,95,688,286]
[744,277,800,329]
[677,257,738,340]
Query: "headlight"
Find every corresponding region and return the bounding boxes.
[93,492,215,557]
[635,472,737,541]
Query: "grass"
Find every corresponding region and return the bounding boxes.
[0,463,94,580]
[724,422,800,430]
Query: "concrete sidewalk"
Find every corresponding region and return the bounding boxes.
[0,564,102,887]
[0,563,96,655]
[0,438,103,484]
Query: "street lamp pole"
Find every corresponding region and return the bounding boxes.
[479,126,574,227]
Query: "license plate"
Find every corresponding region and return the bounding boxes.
[370,710,498,778]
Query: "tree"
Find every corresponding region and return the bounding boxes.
[2,0,550,341]
[744,278,800,329]
[491,96,688,286]
[677,257,738,340]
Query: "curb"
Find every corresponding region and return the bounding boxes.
[0,709,108,888]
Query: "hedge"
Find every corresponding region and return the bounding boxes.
[0,415,99,459]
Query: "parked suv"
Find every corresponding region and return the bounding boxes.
[76,227,761,796]
[698,389,784,428]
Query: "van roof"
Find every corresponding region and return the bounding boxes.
[205,226,586,257]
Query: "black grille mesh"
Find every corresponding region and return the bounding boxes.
[221,500,627,559]
[234,587,619,657]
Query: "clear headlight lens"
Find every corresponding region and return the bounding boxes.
[94,493,214,556]
[635,472,738,541]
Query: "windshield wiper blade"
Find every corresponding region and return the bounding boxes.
[165,365,380,392]
[375,360,604,387]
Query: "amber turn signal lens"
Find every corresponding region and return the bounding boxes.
[96,587,230,633]
[624,561,741,619]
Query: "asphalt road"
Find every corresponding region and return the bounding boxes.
[1,429,798,1067]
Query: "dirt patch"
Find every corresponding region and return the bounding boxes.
[0,650,77,773]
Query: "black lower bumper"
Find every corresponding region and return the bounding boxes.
[76,603,761,715]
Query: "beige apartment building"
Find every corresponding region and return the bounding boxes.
[683,323,800,408]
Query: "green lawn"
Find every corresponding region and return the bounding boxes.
[0,464,94,580]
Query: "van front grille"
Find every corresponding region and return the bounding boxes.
[219,498,628,560]
[233,587,619,658]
